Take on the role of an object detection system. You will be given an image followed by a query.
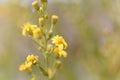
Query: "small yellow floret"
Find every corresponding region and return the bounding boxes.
[53,45,67,58]
[52,35,67,49]
[33,28,41,38]
[19,62,32,71]
[22,23,37,36]
[27,54,38,64]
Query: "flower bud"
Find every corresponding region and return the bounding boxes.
[33,28,41,38]
[47,44,53,53]
[40,7,43,13]
[45,14,48,19]
[55,61,62,69]
[47,68,52,77]
[31,77,37,80]
[51,15,58,25]
[39,18,44,26]
[32,1,39,11]
[47,30,53,40]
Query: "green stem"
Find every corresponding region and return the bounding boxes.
[45,55,48,69]
[33,39,43,47]
[38,1,50,79]
[42,19,49,79]
[37,62,48,76]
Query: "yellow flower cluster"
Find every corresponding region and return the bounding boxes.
[19,62,32,71]
[27,55,38,64]
[52,35,67,49]
[19,54,38,71]
[20,0,68,79]
[33,28,41,38]
[53,45,67,58]
[22,23,41,38]
[52,35,68,58]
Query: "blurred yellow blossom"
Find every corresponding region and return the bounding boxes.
[33,28,41,38]
[27,54,38,64]
[53,45,67,58]
[22,23,37,36]
[19,62,32,71]
[52,35,67,49]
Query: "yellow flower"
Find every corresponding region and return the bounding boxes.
[52,35,67,49]
[19,62,32,71]
[22,22,37,36]
[26,54,38,64]
[53,45,67,58]
[33,28,41,38]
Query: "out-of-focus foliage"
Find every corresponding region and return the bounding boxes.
[1,0,120,80]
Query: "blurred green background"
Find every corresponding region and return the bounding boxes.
[1,0,120,80]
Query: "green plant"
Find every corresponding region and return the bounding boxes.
[19,0,68,80]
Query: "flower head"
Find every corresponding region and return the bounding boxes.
[52,35,67,49]
[19,62,32,71]
[53,45,67,58]
[27,54,38,64]
[22,23,37,36]
[33,28,41,38]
